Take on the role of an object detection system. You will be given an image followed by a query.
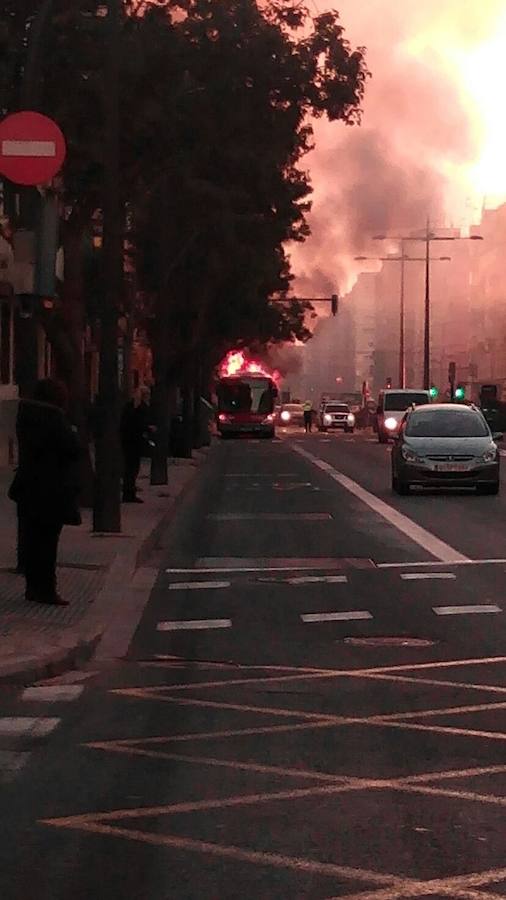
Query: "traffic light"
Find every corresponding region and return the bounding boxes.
[429,386,439,399]
[331,293,338,316]
[455,384,466,401]
[386,377,392,389]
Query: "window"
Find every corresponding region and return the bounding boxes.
[406,410,488,438]
[384,392,429,411]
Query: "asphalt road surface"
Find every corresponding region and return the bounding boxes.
[3,429,506,899]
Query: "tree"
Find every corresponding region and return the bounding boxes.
[133,0,368,454]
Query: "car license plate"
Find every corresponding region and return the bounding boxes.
[433,462,472,473]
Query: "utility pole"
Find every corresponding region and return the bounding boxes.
[423,219,431,391]
[373,226,483,392]
[355,244,450,390]
[399,249,406,389]
[93,0,122,532]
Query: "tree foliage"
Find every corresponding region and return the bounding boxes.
[0,0,368,393]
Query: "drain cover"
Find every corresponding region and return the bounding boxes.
[343,636,436,648]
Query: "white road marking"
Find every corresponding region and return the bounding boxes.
[208,513,331,521]
[433,605,502,616]
[292,445,469,564]
[21,685,84,702]
[379,559,506,569]
[0,718,60,737]
[288,575,348,585]
[157,619,232,631]
[302,611,372,623]
[401,573,456,581]
[168,581,230,591]
[0,751,31,784]
[224,473,298,477]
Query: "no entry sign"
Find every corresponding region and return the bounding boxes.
[0,111,66,186]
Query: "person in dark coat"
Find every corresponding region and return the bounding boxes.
[8,379,81,606]
[120,388,152,503]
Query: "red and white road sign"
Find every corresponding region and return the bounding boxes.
[0,111,66,186]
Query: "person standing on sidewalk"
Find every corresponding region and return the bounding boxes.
[120,387,153,503]
[8,379,81,606]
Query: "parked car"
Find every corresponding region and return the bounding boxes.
[391,403,502,495]
[377,389,431,443]
[318,402,355,433]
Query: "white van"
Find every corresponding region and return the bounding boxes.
[376,389,431,443]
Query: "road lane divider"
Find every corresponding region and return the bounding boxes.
[433,605,502,616]
[401,572,456,581]
[287,575,348,585]
[292,445,470,565]
[301,611,372,623]
[21,685,84,702]
[207,513,332,521]
[157,619,232,631]
[168,581,231,591]
[0,718,60,737]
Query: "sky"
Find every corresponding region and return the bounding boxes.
[291,0,506,297]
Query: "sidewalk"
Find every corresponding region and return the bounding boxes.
[0,450,211,683]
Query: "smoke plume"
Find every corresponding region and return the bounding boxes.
[291,0,505,295]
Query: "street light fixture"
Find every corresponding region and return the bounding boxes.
[373,224,484,390]
[354,249,451,389]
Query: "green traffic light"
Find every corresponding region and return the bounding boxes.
[429,387,439,399]
[455,387,465,400]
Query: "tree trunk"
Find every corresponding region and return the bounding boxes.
[150,295,169,485]
[180,383,193,459]
[59,220,94,507]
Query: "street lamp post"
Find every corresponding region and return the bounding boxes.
[355,244,450,389]
[373,224,484,390]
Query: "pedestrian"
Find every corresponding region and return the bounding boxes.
[303,400,313,433]
[120,387,153,503]
[8,379,81,606]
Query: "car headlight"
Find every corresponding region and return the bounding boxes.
[480,447,497,463]
[347,413,355,425]
[401,446,420,463]
[324,414,332,424]
[384,417,398,431]
[218,414,231,424]
[281,410,291,422]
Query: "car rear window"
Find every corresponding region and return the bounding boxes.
[384,392,429,411]
[406,410,489,438]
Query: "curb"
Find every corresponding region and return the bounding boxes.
[0,447,211,685]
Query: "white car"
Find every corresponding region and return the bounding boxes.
[318,402,355,433]
[376,389,431,443]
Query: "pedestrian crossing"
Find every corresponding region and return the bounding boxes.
[0,678,86,785]
[156,568,506,630]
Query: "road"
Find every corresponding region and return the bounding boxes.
[3,429,506,899]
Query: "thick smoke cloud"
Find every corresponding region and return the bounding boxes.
[291,0,504,295]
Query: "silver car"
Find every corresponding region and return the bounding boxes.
[391,404,502,495]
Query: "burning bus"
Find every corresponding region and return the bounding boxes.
[216,351,279,439]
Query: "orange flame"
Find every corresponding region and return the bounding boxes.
[219,350,281,385]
